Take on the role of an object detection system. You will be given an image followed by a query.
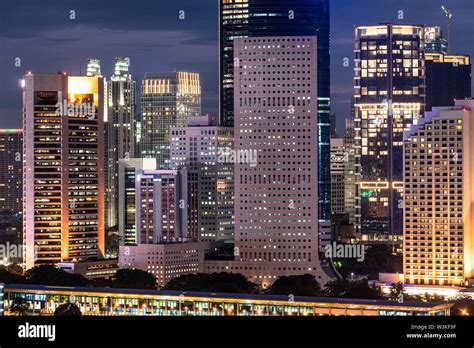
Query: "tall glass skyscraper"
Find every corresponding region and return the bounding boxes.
[219,0,331,221]
[106,58,136,230]
[354,24,426,240]
[140,72,201,168]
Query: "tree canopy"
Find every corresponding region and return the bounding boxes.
[112,268,157,290]
[164,272,258,294]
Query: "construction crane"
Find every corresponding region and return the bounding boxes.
[442,5,453,53]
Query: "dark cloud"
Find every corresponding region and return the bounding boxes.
[0,0,472,132]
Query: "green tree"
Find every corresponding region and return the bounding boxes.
[10,297,29,316]
[112,268,157,290]
[24,265,88,286]
[266,274,321,296]
[54,302,82,316]
[164,273,258,294]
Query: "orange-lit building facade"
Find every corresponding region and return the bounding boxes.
[404,100,474,286]
[22,73,105,269]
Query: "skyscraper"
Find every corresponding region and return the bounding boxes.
[86,58,102,77]
[0,129,22,215]
[219,0,331,224]
[343,119,356,224]
[424,26,448,54]
[330,138,345,216]
[354,24,426,240]
[403,100,474,286]
[170,116,234,242]
[140,72,201,168]
[425,52,471,111]
[135,169,188,244]
[231,36,328,287]
[105,58,136,230]
[118,158,156,245]
[22,73,105,269]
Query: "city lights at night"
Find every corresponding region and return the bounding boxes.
[0,0,474,347]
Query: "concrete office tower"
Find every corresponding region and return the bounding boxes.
[22,73,105,269]
[0,129,23,214]
[219,0,332,230]
[233,36,329,287]
[425,53,471,111]
[424,26,448,54]
[140,72,201,168]
[105,57,136,230]
[118,158,187,244]
[118,158,156,245]
[343,119,356,224]
[170,116,234,242]
[86,59,102,77]
[118,242,206,287]
[354,24,426,242]
[330,138,345,216]
[135,169,188,244]
[403,100,474,286]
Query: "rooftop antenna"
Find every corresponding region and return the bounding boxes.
[441,5,453,53]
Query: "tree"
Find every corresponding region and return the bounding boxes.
[451,297,474,316]
[24,265,88,287]
[10,297,29,316]
[54,302,82,316]
[389,282,405,301]
[105,233,120,257]
[343,279,383,299]
[266,274,322,297]
[112,268,157,290]
[164,273,258,294]
[333,245,402,280]
[0,267,25,284]
[323,279,383,300]
[323,279,347,297]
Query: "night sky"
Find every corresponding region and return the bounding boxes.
[1,0,473,134]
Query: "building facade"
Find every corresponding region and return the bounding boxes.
[170,116,234,242]
[354,24,426,241]
[140,72,201,168]
[219,0,331,225]
[424,26,448,54]
[118,242,205,287]
[330,138,345,215]
[0,284,453,316]
[232,36,329,287]
[425,52,471,111]
[22,73,105,269]
[403,100,474,286]
[0,129,23,215]
[105,58,136,230]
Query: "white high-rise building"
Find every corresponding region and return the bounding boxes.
[403,100,474,286]
[229,36,329,287]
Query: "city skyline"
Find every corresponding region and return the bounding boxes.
[2,1,474,335]
[1,0,474,135]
